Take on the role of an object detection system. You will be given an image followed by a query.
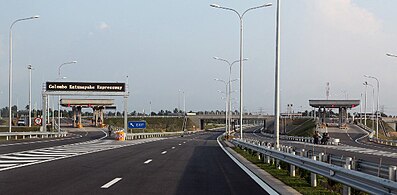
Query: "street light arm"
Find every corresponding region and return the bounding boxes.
[210,4,241,19]
[386,53,397,58]
[10,16,40,30]
[58,61,77,79]
[242,3,272,17]
[213,56,232,66]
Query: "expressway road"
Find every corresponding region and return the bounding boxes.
[0,129,270,194]
[245,125,397,166]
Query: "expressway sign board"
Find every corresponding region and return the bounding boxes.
[128,121,147,129]
[46,82,125,92]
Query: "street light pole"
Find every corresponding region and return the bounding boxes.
[213,57,247,136]
[364,75,380,138]
[274,0,281,148]
[28,64,33,127]
[8,15,39,136]
[210,2,272,140]
[363,82,368,127]
[57,61,77,132]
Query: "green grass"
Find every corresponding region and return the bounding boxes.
[233,147,339,195]
[287,119,316,137]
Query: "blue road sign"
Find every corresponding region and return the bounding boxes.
[128,121,147,129]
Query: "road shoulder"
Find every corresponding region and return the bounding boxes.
[222,140,301,195]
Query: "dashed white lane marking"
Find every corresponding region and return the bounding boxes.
[101,178,122,189]
[161,151,167,155]
[183,142,186,144]
[144,159,153,164]
[171,147,175,149]
[178,144,182,146]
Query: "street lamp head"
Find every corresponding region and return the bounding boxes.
[213,56,219,60]
[210,4,221,8]
[27,64,32,69]
[243,58,248,61]
[72,61,77,63]
[32,15,40,19]
[264,3,272,7]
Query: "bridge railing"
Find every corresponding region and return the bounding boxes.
[232,138,397,194]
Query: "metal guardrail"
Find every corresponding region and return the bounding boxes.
[125,130,204,140]
[232,138,397,195]
[0,132,68,140]
[369,137,397,147]
[260,132,340,145]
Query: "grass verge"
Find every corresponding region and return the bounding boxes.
[233,147,340,195]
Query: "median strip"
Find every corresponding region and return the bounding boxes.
[101,178,122,189]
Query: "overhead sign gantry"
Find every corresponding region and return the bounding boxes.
[42,81,128,132]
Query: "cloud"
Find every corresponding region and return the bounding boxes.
[98,22,110,31]
[310,0,382,35]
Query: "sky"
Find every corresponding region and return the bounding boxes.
[1,0,397,115]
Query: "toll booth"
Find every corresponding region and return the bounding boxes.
[61,99,116,128]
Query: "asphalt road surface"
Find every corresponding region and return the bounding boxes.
[0,130,269,195]
[0,127,106,155]
[245,125,397,166]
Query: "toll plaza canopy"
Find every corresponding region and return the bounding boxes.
[60,99,114,107]
[309,100,360,129]
[309,100,360,108]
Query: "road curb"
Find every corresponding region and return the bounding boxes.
[220,138,301,195]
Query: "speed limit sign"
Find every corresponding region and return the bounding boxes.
[34,117,42,125]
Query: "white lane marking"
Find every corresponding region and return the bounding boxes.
[144,159,152,164]
[0,164,17,168]
[0,160,38,163]
[178,144,182,146]
[0,137,166,172]
[101,178,122,189]
[161,151,167,155]
[0,155,52,160]
[183,142,186,144]
[172,147,175,149]
[217,135,279,195]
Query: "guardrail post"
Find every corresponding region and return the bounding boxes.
[276,147,281,169]
[343,157,352,195]
[290,151,296,177]
[311,156,317,187]
[389,166,397,181]
[318,152,325,162]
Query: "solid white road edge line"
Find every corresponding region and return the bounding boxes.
[217,135,279,195]
[101,178,122,189]
[161,151,167,154]
[144,159,152,164]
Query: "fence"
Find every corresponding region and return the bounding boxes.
[0,132,68,140]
